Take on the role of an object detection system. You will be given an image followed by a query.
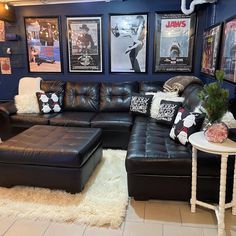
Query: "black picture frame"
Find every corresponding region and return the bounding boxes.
[24,16,63,73]
[109,13,148,73]
[154,12,196,73]
[220,15,236,83]
[67,16,103,73]
[201,23,222,77]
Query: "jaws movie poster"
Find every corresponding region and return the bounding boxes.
[154,13,196,72]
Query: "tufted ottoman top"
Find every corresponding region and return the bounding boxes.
[0,125,102,168]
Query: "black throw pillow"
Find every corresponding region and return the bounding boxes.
[155,100,182,126]
[169,107,205,145]
[130,94,153,116]
[36,92,62,114]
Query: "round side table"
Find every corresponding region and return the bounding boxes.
[189,131,236,236]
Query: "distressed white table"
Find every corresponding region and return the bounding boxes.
[189,131,236,236]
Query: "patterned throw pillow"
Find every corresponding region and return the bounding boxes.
[36,92,62,114]
[169,107,205,145]
[155,100,182,126]
[150,91,184,119]
[130,94,153,116]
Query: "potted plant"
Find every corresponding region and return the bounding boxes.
[198,70,229,123]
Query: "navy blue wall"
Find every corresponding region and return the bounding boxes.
[0,0,235,100]
[200,0,236,98]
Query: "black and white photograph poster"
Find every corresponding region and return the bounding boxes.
[154,13,196,72]
[67,16,102,72]
[110,13,148,73]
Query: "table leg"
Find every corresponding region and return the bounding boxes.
[191,146,197,213]
[232,156,236,215]
[218,154,228,236]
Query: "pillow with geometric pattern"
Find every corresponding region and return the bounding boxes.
[155,100,182,126]
[169,107,205,145]
[130,94,153,116]
[36,92,62,114]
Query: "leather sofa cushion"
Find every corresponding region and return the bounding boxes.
[139,81,164,94]
[126,116,235,177]
[10,113,57,127]
[50,112,96,127]
[91,112,133,131]
[0,125,102,168]
[40,80,66,107]
[64,82,99,112]
[100,81,138,112]
[181,84,202,111]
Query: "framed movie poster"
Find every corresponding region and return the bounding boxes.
[110,13,148,73]
[67,16,102,73]
[220,16,236,83]
[24,17,62,73]
[154,12,196,72]
[201,23,222,76]
[0,20,5,42]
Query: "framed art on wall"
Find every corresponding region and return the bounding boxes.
[24,17,62,73]
[0,20,5,42]
[67,16,102,73]
[220,15,236,83]
[201,23,222,77]
[109,13,148,73]
[154,12,196,72]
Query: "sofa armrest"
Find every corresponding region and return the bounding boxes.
[0,101,17,115]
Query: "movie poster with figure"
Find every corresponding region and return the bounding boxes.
[0,20,5,42]
[110,13,148,73]
[154,13,196,72]
[24,17,62,73]
[0,57,11,74]
[220,16,236,83]
[201,23,222,77]
[67,16,102,73]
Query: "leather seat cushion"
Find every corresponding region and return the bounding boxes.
[100,81,138,112]
[40,80,66,107]
[126,116,235,177]
[139,81,164,94]
[49,112,96,127]
[0,125,102,168]
[91,112,133,131]
[10,113,57,127]
[64,82,99,112]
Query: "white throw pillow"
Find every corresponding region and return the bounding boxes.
[15,94,40,113]
[150,91,184,119]
[221,111,236,128]
[194,105,236,128]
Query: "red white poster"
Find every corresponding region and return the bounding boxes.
[0,57,12,74]
[0,20,5,42]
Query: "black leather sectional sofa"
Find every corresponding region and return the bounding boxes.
[0,80,234,202]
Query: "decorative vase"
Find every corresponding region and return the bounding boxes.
[204,122,228,143]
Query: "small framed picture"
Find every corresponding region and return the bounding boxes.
[0,57,11,74]
[109,13,148,73]
[67,16,103,73]
[201,23,222,77]
[154,12,196,72]
[24,16,63,73]
[0,20,5,42]
[220,15,236,83]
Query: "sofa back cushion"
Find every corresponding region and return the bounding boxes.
[181,83,203,111]
[64,82,100,112]
[100,81,138,112]
[40,80,65,107]
[139,81,164,94]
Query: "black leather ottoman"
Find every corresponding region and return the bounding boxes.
[0,125,102,193]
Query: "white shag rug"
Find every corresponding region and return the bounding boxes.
[0,149,128,228]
